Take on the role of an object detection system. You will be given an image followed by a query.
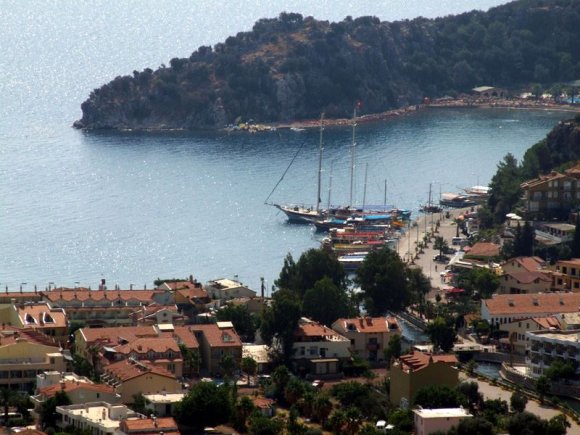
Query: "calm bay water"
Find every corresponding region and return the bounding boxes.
[0,1,570,291]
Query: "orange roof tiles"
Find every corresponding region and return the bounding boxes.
[532,316,561,329]
[505,256,546,272]
[188,324,242,348]
[17,303,67,329]
[43,289,161,302]
[39,381,115,398]
[399,351,457,372]
[295,321,345,339]
[104,358,176,382]
[521,171,567,189]
[465,242,500,258]
[176,287,209,300]
[505,270,551,284]
[121,417,180,434]
[115,337,181,355]
[80,326,158,345]
[558,258,580,267]
[171,326,200,349]
[334,316,399,334]
[483,293,580,316]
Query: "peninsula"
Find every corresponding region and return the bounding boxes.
[74,0,580,131]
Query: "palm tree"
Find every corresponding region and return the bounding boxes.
[312,395,331,423]
[344,407,363,435]
[0,388,16,424]
[434,236,449,258]
[329,409,347,434]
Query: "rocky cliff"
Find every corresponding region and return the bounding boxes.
[74,0,580,131]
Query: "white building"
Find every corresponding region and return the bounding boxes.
[204,278,257,301]
[413,407,472,435]
[292,318,351,377]
[525,329,580,378]
[56,402,139,435]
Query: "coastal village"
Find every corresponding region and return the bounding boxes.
[3,152,580,434]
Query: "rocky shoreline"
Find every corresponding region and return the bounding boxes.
[229,99,580,133]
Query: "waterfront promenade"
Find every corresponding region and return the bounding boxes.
[395,207,471,292]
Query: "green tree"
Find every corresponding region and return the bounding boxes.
[482,399,508,427]
[216,304,258,342]
[448,416,495,435]
[174,382,233,430]
[260,289,302,362]
[407,267,431,315]
[219,353,237,378]
[487,153,522,225]
[284,377,307,405]
[275,249,347,297]
[344,407,363,435]
[510,389,528,413]
[535,375,550,403]
[547,414,570,435]
[387,409,414,433]
[312,393,333,425]
[426,316,456,352]
[302,276,351,326]
[356,247,409,315]
[248,411,285,435]
[240,356,258,384]
[456,381,483,412]
[328,409,348,434]
[471,268,499,299]
[413,385,465,409]
[40,390,71,430]
[270,365,291,400]
[233,395,255,433]
[130,393,150,415]
[0,388,16,425]
[507,411,548,435]
[434,236,449,258]
[384,333,402,366]
[544,359,576,382]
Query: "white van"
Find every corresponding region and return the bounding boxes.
[451,237,464,245]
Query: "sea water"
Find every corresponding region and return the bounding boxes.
[0,1,569,291]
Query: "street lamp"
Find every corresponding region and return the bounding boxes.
[20,282,27,292]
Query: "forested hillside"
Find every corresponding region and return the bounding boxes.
[75,0,580,130]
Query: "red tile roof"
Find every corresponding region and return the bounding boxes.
[483,293,580,316]
[17,303,67,329]
[504,256,546,272]
[398,351,457,372]
[295,319,347,340]
[188,324,242,348]
[171,326,200,350]
[120,417,180,434]
[333,316,399,334]
[43,289,162,302]
[104,358,176,382]
[80,326,158,345]
[115,337,181,355]
[505,270,551,284]
[464,242,500,258]
[39,380,115,398]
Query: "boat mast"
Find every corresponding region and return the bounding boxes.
[362,163,368,210]
[327,161,333,210]
[349,106,357,208]
[316,113,324,213]
[428,183,432,208]
[384,179,387,207]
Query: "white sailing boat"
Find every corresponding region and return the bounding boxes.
[266,114,326,223]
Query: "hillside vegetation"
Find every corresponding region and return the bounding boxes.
[75,0,580,130]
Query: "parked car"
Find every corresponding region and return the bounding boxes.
[433,254,450,263]
[312,380,324,389]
